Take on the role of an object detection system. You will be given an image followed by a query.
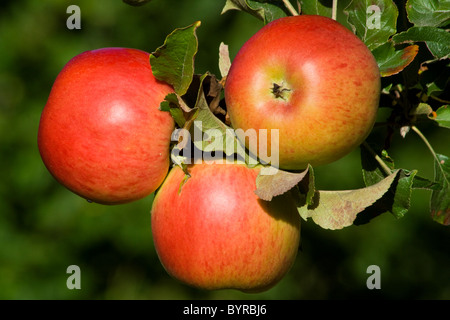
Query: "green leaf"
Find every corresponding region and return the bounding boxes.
[405,0,450,27]
[355,169,419,225]
[159,93,186,128]
[389,169,417,218]
[433,105,450,129]
[426,41,450,60]
[344,0,398,50]
[298,171,401,230]
[299,0,332,17]
[150,21,201,96]
[222,0,262,21]
[372,42,419,77]
[426,72,450,98]
[221,0,289,24]
[361,145,395,186]
[360,144,432,217]
[184,73,252,165]
[411,102,433,117]
[297,165,316,207]
[431,154,450,225]
[392,26,450,44]
[412,174,442,191]
[298,0,356,28]
[392,26,450,59]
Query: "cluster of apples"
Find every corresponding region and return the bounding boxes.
[38,15,380,292]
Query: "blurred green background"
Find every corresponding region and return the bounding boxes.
[0,0,448,300]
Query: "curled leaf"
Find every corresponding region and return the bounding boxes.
[221,0,289,24]
[411,102,434,117]
[169,72,252,166]
[255,165,312,201]
[150,21,201,96]
[219,42,231,79]
[298,170,400,230]
[159,93,189,128]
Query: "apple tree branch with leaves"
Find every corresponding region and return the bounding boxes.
[136,0,449,229]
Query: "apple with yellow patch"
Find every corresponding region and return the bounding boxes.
[225,15,381,170]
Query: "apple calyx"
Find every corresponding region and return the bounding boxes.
[271,82,292,101]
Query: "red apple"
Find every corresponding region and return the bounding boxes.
[225,15,381,170]
[151,161,301,292]
[38,48,175,204]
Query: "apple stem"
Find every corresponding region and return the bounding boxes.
[272,83,292,100]
[283,0,299,16]
[332,0,338,20]
[362,141,392,176]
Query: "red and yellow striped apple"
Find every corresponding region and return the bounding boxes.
[151,161,301,292]
[38,48,174,204]
[225,15,381,170]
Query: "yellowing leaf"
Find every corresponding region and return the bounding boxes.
[218,42,231,79]
[255,166,312,201]
[298,171,400,230]
[372,42,419,77]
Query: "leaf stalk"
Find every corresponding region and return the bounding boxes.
[362,141,392,176]
[411,125,446,179]
[283,0,299,16]
[332,0,338,20]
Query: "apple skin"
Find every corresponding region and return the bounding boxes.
[224,15,381,170]
[151,162,301,293]
[38,48,175,204]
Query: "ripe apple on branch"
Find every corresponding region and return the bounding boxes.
[224,14,381,170]
[38,48,175,205]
